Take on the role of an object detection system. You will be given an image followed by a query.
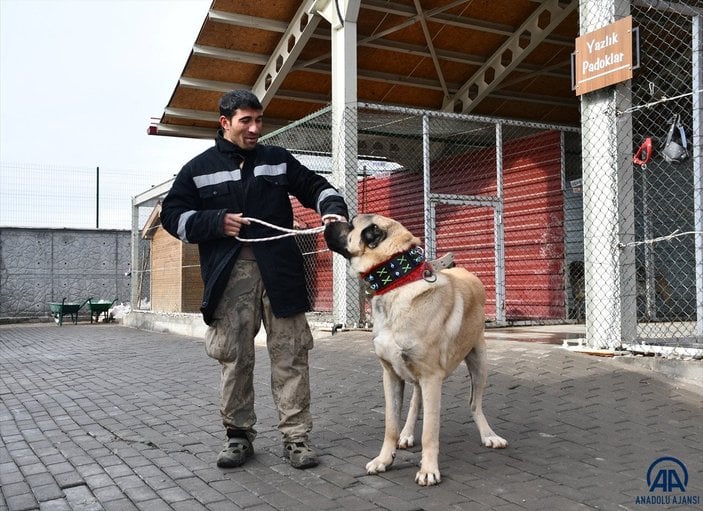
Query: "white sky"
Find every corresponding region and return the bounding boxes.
[0,0,214,180]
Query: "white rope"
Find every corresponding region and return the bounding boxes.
[618,229,703,249]
[235,216,326,242]
[617,89,703,116]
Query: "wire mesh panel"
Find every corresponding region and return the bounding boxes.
[628,3,700,352]
[579,1,702,356]
[263,104,578,326]
[0,163,149,230]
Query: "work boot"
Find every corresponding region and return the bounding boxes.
[216,432,254,468]
[283,439,318,469]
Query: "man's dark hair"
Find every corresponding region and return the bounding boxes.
[219,90,263,118]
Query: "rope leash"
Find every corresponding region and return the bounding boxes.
[235,216,326,242]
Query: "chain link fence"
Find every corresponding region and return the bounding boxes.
[264,106,579,331]
[5,3,700,358]
[0,162,162,230]
[578,1,702,357]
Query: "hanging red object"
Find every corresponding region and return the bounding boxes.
[633,137,653,167]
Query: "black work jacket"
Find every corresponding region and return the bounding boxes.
[160,131,348,325]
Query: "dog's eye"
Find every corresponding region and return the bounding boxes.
[362,223,386,248]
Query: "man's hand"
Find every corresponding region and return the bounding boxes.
[223,213,250,237]
[321,214,347,225]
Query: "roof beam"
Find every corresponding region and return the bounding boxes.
[163,107,218,122]
[444,0,577,114]
[178,77,328,103]
[202,5,571,83]
[294,37,570,84]
[362,0,574,47]
[207,2,572,49]
[252,0,323,108]
[178,76,249,93]
[298,60,574,107]
[174,70,575,111]
[207,9,288,32]
[412,0,449,98]
[147,123,217,140]
[488,90,575,108]
[192,44,269,65]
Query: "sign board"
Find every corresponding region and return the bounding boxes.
[572,16,634,96]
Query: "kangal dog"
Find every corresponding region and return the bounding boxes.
[325,214,507,486]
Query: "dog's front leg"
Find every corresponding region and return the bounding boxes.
[398,383,421,448]
[366,364,403,475]
[415,376,443,486]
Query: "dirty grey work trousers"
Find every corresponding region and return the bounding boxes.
[204,259,314,443]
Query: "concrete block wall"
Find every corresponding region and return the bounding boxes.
[0,228,131,320]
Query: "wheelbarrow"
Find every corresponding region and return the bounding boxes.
[87,298,118,323]
[49,298,89,326]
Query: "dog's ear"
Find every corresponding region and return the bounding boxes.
[361,223,386,249]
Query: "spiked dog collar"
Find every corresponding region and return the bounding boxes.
[361,246,431,295]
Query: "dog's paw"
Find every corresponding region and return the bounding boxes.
[397,433,414,448]
[366,455,393,474]
[482,434,508,449]
[415,467,441,486]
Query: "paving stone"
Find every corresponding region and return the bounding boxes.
[122,484,159,503]
[131,499,173,511]
[5,493,39,511]
[53,470,85,490]
[37,498,72,511]
[2,481,32,498]
[31,482,64,503]
[202,500,245,511]
[0,324,701,511]
[91,485,128,503]
[101,498,139,511]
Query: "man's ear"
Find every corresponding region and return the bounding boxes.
[361,223,386,249]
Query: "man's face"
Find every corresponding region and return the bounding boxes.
[220,107,263,150]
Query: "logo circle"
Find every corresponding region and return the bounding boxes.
[646,456,688,490]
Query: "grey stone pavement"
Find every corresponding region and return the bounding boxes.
[1,323,702,511]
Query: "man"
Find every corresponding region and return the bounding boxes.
[160,90,348,469]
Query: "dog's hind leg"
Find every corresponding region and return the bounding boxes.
[465,343,508,449]
[366,364,403,475]
[398,383,421,448]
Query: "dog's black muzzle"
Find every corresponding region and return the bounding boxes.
[324,221,353,259]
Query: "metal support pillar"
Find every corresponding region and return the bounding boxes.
[693,15,703,336]
[494,123,506,323]
[422,115,434,260]
[130,197,140,309]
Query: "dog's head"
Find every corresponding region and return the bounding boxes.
[324,214,421,275]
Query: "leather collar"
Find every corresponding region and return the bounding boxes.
[361,246,431,295]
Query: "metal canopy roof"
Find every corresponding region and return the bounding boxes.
[149,0,581,140]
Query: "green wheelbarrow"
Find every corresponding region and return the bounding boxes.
[49,298,89,326]
[87,298,118,323]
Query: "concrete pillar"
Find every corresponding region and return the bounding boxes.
[316,0,362,326]
[579,0,637,349]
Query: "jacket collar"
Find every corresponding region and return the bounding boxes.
[215,129,256,159]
